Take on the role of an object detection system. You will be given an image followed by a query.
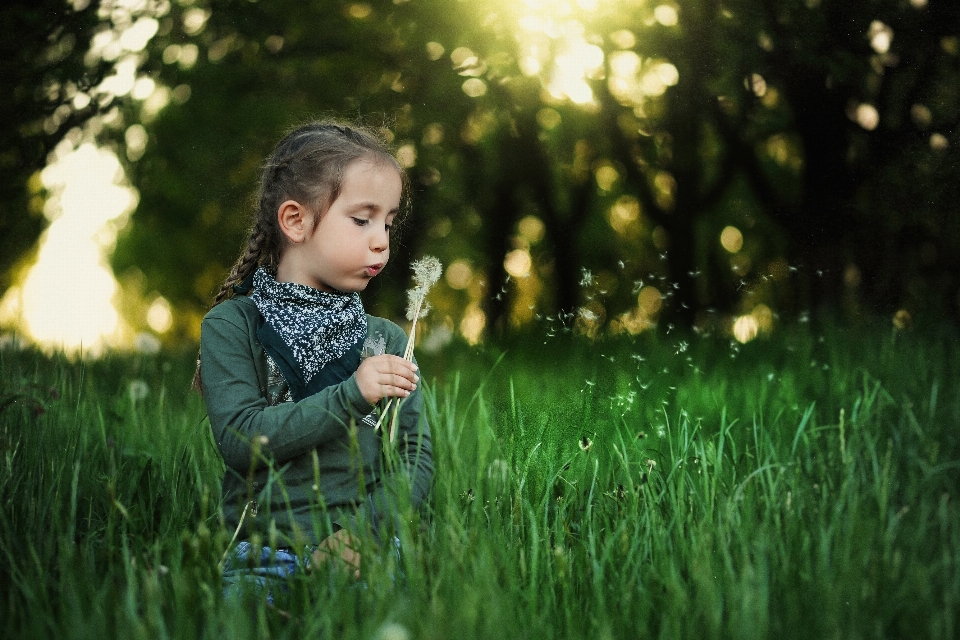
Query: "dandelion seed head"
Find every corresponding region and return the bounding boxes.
[411,255,442,294]
[128,379,149,402]
[376,622,411,640]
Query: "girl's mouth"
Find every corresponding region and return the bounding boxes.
[366,264,384,276]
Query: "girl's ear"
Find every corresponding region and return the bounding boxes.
[277,200,309,243]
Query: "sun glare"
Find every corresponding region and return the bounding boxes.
[0,145,136,355]
[513,0,611,105]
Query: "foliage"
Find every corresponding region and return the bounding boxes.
[100,0,960,343]
[0,0,116,298]
[2,322,959,638]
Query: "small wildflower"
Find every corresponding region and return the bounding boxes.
[127,379,149,403]
[376,622,411,640]
[645,458,657,471]
[579,436,593,451]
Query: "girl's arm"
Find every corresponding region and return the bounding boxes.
[200,314,375,472]
[356,320,435,538]
[363,367,434,537]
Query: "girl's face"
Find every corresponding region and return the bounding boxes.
[278,158,402,293]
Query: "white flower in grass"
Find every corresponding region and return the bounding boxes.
[128,379,149,402]
[377,623,410,640]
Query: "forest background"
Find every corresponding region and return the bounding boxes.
[3,0,960,348]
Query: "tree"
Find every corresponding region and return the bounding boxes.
[0,0,112,298]
[111,0,960,341]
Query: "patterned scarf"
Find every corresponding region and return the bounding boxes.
[249,267,366,384]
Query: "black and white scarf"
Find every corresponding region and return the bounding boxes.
[249,267,366,384]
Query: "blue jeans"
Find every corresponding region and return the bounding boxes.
[221,537,404,603]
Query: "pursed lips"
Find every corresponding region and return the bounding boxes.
[365,263,384,276]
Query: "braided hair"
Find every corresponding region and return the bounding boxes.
[192,121,408,392]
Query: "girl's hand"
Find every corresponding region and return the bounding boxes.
[355,354,418,405]
[311,529,361,580]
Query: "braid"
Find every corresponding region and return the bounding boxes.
[213,222,270,305]
[193,222,272,392]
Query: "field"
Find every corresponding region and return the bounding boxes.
[1,319,958,639]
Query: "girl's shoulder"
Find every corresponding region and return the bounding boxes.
[202,295,258,326]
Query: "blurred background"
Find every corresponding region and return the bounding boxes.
[2,0,958,355]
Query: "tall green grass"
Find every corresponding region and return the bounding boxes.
[1,320,958,639]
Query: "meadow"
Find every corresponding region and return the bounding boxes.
[1,318,958,639]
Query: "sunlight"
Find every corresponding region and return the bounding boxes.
[512,0,609,105]
[0,145,136,354]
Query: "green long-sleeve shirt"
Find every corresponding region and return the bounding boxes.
[199,294,433,546]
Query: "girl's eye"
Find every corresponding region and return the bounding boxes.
[352,218,368,227]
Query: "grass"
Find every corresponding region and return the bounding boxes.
[1,318,958,639]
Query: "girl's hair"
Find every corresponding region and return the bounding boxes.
[192,120,409,392]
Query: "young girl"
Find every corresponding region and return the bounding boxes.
[195,121,433,593]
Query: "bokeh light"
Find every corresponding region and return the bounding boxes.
[720,226,743,253]
[0,144,137,354]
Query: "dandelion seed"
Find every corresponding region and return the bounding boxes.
[618,260,625,269]
[580,268,594,287]
[258,435,269,446]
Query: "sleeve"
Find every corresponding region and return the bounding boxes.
[200,314,376,473]
[357,331,435,539]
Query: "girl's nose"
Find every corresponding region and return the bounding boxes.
[371,227,389,252]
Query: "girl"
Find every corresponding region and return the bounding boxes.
[195,121,433,593]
